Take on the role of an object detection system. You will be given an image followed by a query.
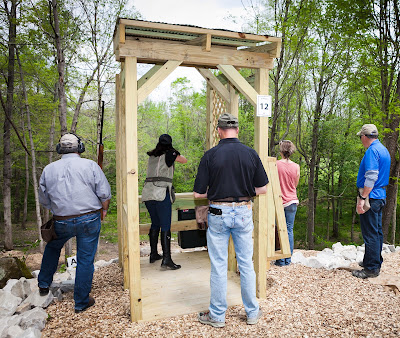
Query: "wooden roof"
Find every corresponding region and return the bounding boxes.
[113,18,281,69]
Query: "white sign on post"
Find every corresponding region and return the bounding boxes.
[67,255,77,268]
[256,95,272,117]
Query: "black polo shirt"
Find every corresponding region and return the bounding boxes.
[193,138,269,201]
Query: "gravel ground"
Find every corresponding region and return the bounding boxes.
[42,250,400,337]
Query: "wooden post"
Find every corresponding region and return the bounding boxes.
[124,56,142,321]
[120,62,130,290]
[115,74,123,268]
[253,68,269,299]
[206,85,213,149]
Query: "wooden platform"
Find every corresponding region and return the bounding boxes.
[140,250,243,321]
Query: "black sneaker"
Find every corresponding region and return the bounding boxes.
[352,269,379,279]
[39,287,49,296]
[75,296,95,313]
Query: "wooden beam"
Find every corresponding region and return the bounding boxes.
[227,84,239,117]
[137,60,182,104]
[120,64,129,289]
[119,38,274,69]
[253,68,269,299]
[139,219,200,235]
[217,65,259,106]
[125,56,142,322]
[268,157,291,256]
[137,65,162,89]
[120,18,281,43]
[186,34,212,51]
[243,41,282,59]
[120,23,126,44]
[115,73,123,269]
[197,68,230,104]
[206,85,214,149]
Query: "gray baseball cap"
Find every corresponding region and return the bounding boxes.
[357,124,378,136]
[60,133,79,149]
[217,113,239,128]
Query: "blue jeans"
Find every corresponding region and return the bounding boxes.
[206,202,259,323]
[359,198,385,272]
[38,212,101,310]
[145,190,172,232]
[276,203,297,266]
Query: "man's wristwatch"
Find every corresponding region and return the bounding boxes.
[358,191,367,200]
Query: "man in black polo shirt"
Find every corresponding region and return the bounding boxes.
[194,113,268,328]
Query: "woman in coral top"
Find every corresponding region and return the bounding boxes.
[275,140,300,266]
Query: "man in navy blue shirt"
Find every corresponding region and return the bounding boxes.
[354,124,390,279]
[194,113,268,327]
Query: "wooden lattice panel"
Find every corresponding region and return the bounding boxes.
[212,91,226,146]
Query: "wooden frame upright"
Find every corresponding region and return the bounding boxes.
[113,18,290,322]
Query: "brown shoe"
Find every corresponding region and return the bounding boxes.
[75,296,95,313]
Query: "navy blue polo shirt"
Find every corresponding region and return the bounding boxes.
[193,138,269,201]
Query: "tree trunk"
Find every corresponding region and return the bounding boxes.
[2,0,17,250]
[51,0,68,134]
[16,50,44,252]
[12,169,21,224]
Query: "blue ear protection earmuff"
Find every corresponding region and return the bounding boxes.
[56,133,85,154]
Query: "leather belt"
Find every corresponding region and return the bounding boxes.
[212,197,252,202]
[210,200,252,206]
[53,209,101,221]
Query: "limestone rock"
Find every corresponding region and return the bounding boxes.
[22,289,53,309]
[0,289,22,317]
[19,307,47,331]
[2,324,24,338]
[3,278,31,300]
[0,315,21,337]
[15,327,42,338]
[0,257,33,289]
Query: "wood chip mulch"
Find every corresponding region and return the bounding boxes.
[42,250,400,337]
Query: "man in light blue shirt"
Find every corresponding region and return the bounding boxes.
[354,124,390,279]
[38,133,111,313]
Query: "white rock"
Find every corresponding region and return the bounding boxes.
[322,248,333,254]
[4,278,31,301]
[19,307,47,331]
[0,315,21,337]
[306,257,325,269]
[388,245,396,253]
[331,242,344,253]
[15,302,32,314]
[291,251,307,265]
[357,246,365,252]
[109,258,119,264]
[356,251,364,263]
[0,289,22,317]
[15,327,42,338]
[53,272,70,283]
[2,324,24,337]
[330,257,351,269]
[30,271,40,279]
[340,247,357,262]
[26,279,38,294]
[94,260,109,270]
[60,280,74,294]
[396,246,400,252]
[21,290,53,309]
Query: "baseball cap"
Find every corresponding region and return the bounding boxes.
[217,113,239,128]
[60,133,79,149]
[356,124,379,136]
[159,134,172,145]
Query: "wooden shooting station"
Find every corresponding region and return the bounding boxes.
[113,18,290,322]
